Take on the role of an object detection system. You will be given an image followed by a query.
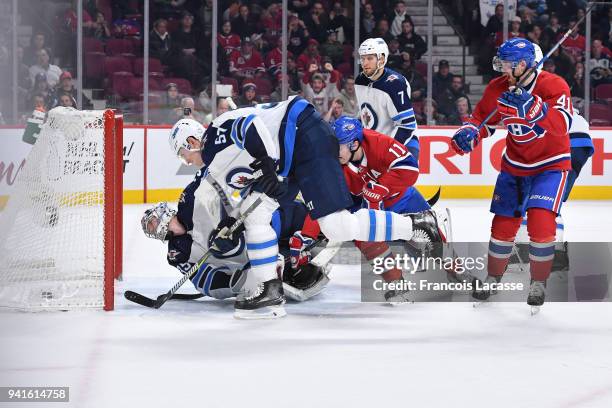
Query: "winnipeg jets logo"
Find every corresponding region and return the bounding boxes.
[360,102,378,130]
[386,74,398,82]
[226,167,255,189]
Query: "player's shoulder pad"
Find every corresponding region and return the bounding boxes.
[374,68,409,92]
[537,70,570,93]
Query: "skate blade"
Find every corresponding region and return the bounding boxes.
[384,300,414,307]
[472,300,490,308]
[234,305,287,320]
[530,306,541,316]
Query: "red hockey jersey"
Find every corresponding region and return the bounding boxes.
[218,33,241,56]
[470,71,573,176]
[343,129,419,208]
[229,50,265,78]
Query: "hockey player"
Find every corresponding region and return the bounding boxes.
[289,116,448,302]
[355,38,431,214]
[450,38,574,308]
[170,99,418,318]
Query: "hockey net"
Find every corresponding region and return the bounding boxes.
[0,107,122,311]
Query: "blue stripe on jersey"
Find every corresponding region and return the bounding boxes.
[202,267,216,296]
[390,154,419,170]
[368,210,376,241]
[570,132,594,150]
[230,118,244,150]
[246,238,278,250]
[250,255,278,266]
[191,263,209,290]
[271,210,281,239]
[241,114,256,138]
[281,98,309,177]
[392,109,415,121]
[502,154,571,171]
[385,211,392,241]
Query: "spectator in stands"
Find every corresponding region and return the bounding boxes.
[327,2,351,44]
[323,98,345,123]
[419,99,448,125]
[266,38,292,78]
[386,38,404,70]
[562,16,586,62]
[455,96,471,123]
[288,15,310,57]
[543,13,562,47]
[238,82,259,107]
[519,6,537,33]
[436,74,469,117]
[261,2,282,45]
[250,33,266,54]
[433,60,453,99]
[196,0,214,37]
[168,96,205,124]
[543,59,556,73]
[16,47,32,110]
[31,94,47,114]
[373,18,394,44]
[229,37,266,80]
[289,0,311,19]
[589,39,612,88]
[320,30,344,66]
[23,33,47,67]
[337,76,358,117]
[285,56,301,92]
[270,73,301,102]
[231,4,258,40]
[28,73,57,111]
[87,10,111,40]
[304,2,330,44]
[29,49,62,89]
[297,39,322,73]
[57,93,77,108]
[495,16,524,47]
[568,61,585,110]
[484,4,504,39]
[390,1,410,37]
[399,52,426,102]
[397,19,427,60]
[526,24,544,49]
[599,7,612,48]
[550,46,574,79]
[162,82,182,110]
[218,21,241,57]
[302,71,340,113]
[173,11,206,85]
[150,19,175,67]
[203,97,234,125]
[361,3,377,40]
[54,71,92,109]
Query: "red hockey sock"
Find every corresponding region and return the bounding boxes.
[355,241,401,282]
[488,215,522,277]
[527,208,557,281]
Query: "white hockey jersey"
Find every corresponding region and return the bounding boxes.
[355,67,417,145]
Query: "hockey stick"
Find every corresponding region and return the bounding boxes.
[476,3,596,131]
[426,186,441,207]
[125,196,263,309]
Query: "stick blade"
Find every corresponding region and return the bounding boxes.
[124,290,157,308]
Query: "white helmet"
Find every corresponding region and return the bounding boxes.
[168,118,205,160]
[533,43,543,72]
[359,38,389,79]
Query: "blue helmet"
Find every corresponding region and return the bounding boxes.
[494,38,536,71]
[332,116,363,145]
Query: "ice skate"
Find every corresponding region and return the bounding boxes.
[234,279,286,319]
[527,280,546,315]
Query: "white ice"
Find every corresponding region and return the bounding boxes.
[1,200,612,408]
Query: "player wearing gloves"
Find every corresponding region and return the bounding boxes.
[290,116,448,302]
[172,97,418,319]
[451,38,573,309]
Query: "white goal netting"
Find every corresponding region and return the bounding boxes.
[0,107,116,311]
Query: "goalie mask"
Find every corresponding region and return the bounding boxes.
[141,202,177,241]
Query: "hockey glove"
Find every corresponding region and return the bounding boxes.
[497,87,548,123]
[250,156,288,200]
[362,181,389,210]
[451,123,479,155]
[289,231,315,270]
[208,217,246,258]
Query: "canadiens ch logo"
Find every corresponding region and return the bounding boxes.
[504,118,546,143]
[226,167,254,189]
[360,102,378,130]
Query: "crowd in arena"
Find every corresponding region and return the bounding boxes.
[1,0,610,125]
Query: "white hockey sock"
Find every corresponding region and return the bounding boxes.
[245,225,279,285]
[318,209,413,242]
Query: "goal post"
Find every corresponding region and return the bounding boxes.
[0,107,123,311]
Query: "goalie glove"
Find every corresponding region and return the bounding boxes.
[497,87,548,123]
[362,181,389,210]
[451,123,479,155]
[289,231,315,270]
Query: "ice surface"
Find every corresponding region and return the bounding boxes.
[1,200,612,408]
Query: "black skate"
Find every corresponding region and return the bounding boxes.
[407,210,444,257]
[527,280,546,315]
[472,275,502,301]
[384,279,411,303]
[234,278,286,319]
